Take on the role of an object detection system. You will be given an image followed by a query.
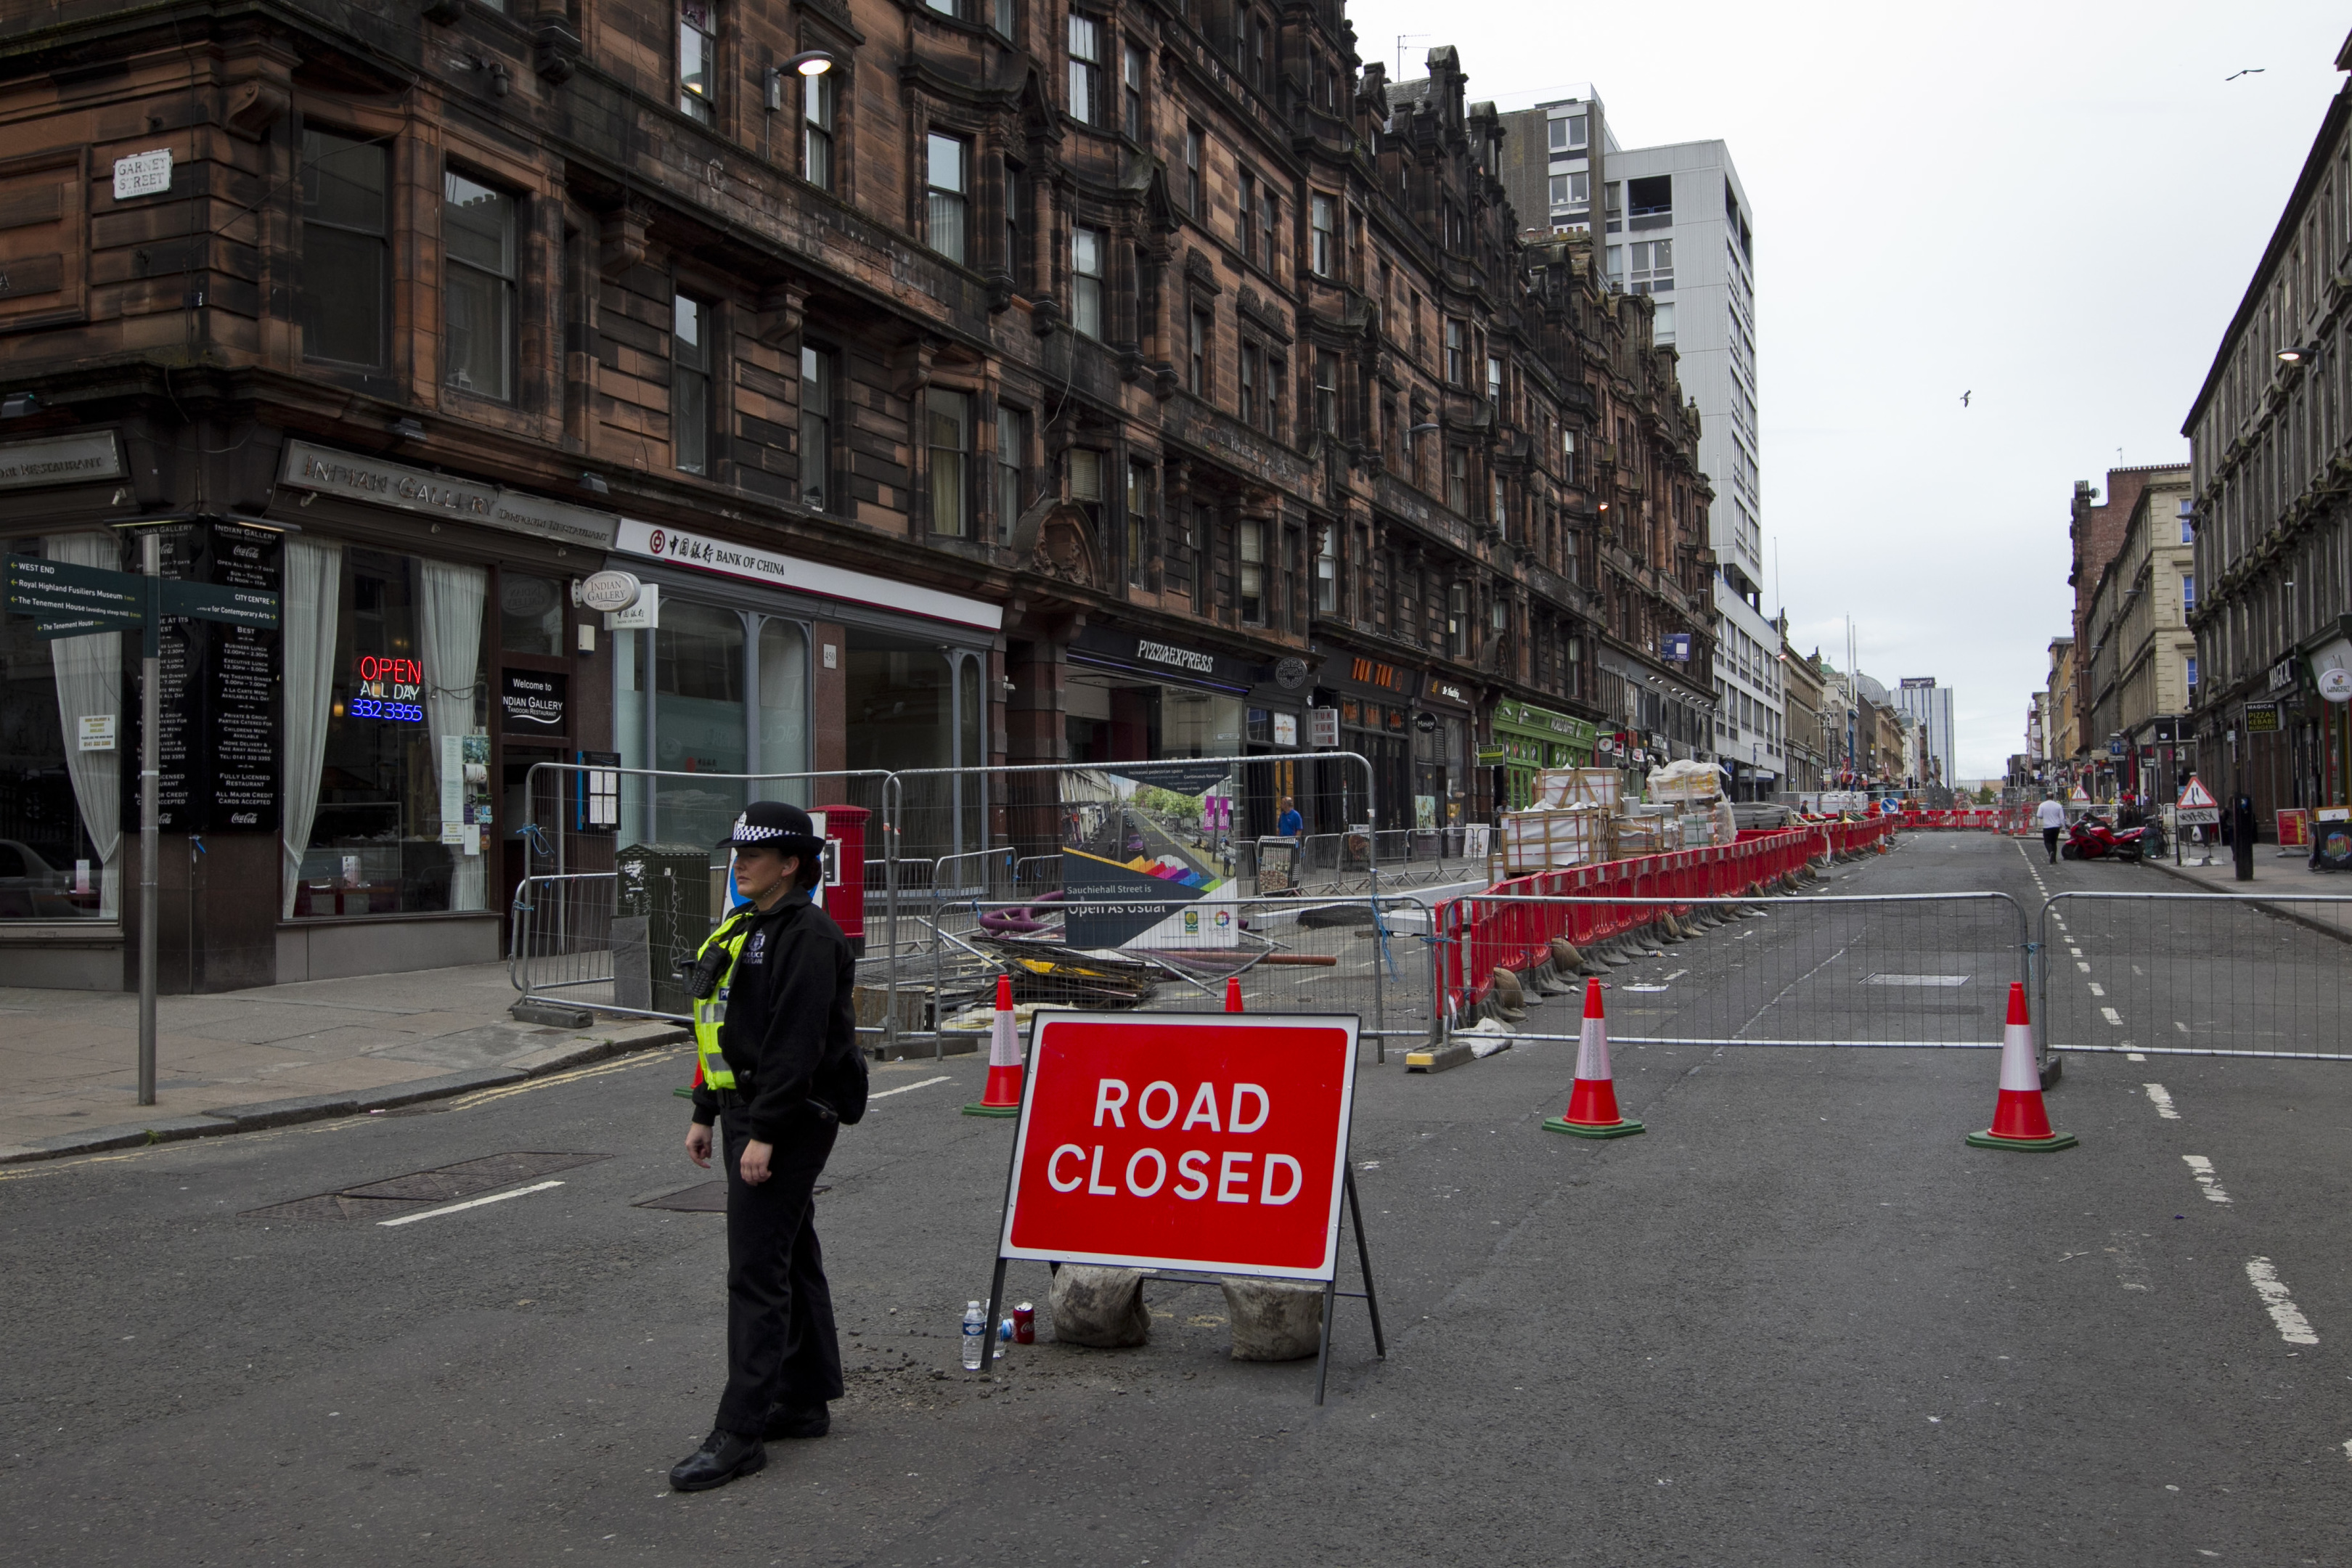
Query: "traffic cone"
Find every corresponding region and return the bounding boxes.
[674,1055,703,1101]
[1225,976,1244,1013]
[963,973,1024,1118]
[1543,977,1645,1139]
[1965,983,2076,1151]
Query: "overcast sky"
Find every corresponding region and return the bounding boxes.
[1344,0,2345,779]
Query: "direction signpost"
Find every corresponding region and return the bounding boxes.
[4,528,282,1106]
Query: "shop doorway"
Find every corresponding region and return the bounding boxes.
[502,746,565,928]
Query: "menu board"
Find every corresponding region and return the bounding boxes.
[121,520,282,833]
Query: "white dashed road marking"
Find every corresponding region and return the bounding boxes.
[2183,1155,2230,1204]
[380,1180,566,1228]
[2102,1007,2125,1026]
[869,1074,952,1100]
[2245,1257,2319,1346]
[2142,1084,2180,1120]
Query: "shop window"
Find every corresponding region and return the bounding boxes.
[926,131,968,264]
[0,536,115,920]
[299,129,389,369]
[996,405,1029,542]
[499,573,565,655]
[679,0,716,122]
[295,547,489,918]
[757,619,809,777]
[928,388,973,537]
[804,71,836,192]
[1073,226,1104,339]
[800,345,833,510]
[1238,518,1265,624]
[674,293,711,475]
[653,600,747,846]
[443,171,516,401]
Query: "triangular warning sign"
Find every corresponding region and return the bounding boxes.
[2177,775,2218,809]
[2070,785,2091,802]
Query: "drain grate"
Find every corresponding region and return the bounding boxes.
[243,1151,609,1221]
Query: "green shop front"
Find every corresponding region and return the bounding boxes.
[1490,699,1598,809]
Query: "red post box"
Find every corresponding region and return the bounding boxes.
[811,804,868,954]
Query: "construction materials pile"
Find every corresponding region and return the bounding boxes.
[1499,761,1739,874]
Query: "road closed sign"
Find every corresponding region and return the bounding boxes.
[997,1013,1360,1281]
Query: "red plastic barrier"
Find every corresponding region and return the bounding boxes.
[1440,819,1867,1018]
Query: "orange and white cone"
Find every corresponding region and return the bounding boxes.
[1966,982,2076,1151]
[1543,977,1645,1139]
[1225,976,1244,1013]
[963,973,1024,1118]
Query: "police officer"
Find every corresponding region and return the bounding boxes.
[669,801,861,1493]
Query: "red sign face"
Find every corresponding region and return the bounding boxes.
[1000,1013,1360,1281]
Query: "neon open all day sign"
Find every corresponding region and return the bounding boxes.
[353,655,425,723]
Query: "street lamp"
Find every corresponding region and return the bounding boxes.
[2279,341,2322,365]
[764,49,836,109]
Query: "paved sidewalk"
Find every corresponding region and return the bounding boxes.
[0,963,685,1164]
[2144,846,2352,942]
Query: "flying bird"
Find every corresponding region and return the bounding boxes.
[2224,68,2265,81]
[1960,391,1971,407]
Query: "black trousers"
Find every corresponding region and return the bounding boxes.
[2043,826,2062,862]
[714,1105,841,1434]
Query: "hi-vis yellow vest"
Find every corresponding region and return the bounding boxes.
[691,909,757,1091]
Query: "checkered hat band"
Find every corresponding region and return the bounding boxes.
[733,817,791,842]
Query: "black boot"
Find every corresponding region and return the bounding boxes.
[669,1429,766,1492]
[764,1402,830,1440]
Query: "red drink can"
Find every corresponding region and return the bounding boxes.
[1012,1303,1035,1344]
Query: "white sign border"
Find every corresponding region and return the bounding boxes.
[613,516,1002,632]
[995,1010,1361,1283]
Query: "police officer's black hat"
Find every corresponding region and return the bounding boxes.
[725,800,824,860]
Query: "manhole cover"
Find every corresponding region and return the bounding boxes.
[1861,973,1969,987]
[631,1180,830,1212]
[244,1151,609,1220]
[634,1181,729,1212]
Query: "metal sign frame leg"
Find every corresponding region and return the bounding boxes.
[1314,1164,1387,1405]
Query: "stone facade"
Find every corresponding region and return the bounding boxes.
[2181,31,2352,828]
[0,0,1717,955]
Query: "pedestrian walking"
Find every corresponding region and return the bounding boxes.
[2036,794,2067,864]
[669,801,865,1494]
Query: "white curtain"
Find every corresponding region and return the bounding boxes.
[419,560,488,912]
[44,534,122,918]
[278,539,343,918]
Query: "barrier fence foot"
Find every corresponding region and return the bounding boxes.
[1964,1128,2077,1152]
[962,1103,1019,1119]
[1544,1113,1646,1140]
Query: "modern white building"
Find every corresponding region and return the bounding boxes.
[1895,678,1958,791]
[1497,99,1773,793]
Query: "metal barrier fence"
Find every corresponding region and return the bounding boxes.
[2038,891,2352,1062]
[1434,891,2034,1055]
[1433,817,1896,1019]
[899,892,1424,1064]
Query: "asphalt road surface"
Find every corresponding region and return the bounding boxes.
[4,834,2348,1566]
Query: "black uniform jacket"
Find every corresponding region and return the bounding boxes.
[689,891,858,1145]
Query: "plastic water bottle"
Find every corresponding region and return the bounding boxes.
[960,1301,986,1370]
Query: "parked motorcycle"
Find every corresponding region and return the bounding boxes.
[2061,814,2151,863]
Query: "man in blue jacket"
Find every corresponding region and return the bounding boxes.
[670,801,860,1493]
